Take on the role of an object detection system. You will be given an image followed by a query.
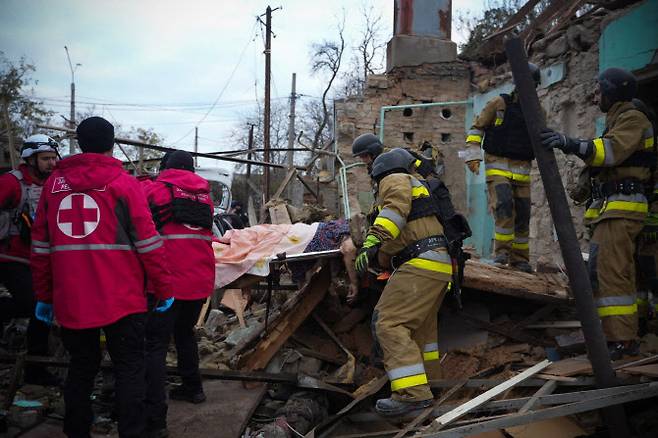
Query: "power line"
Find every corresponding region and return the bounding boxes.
[169,19,259,146]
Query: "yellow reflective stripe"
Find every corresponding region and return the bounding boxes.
[637,298,649,305]
[411,185,430,198]
[495,232,514,242]
[374,217,401,238]
[423,351,440,361]
[605,201,648,214]
[390,373,428,391]
[466,135,482,143]
[585,208,600,219]
[405,257,453,274]
[485,168,529,182]
[512,242,529,250]
[592,138,605,166]
[645,137,655,149]
[415,159,422,168]
[494,117,503,126]
[597,303,637,317]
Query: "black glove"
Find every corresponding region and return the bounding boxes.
[540,128,581,154]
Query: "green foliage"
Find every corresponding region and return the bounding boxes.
[0,52,53,137]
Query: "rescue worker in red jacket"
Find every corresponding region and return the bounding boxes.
[142,150,215,436]
[31,117,173,438]
[0,135,59,385]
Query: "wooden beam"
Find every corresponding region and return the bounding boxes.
[296,173,319,200]
[393,379,468,438]
[424,382,658,437]
[463,259,570,303]
[272,168,297,200]
[239,263,331,370]
[518,379,557,414]
[428,360,551,430]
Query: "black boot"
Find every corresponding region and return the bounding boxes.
[375,397,432,417]
[169,385,206,404]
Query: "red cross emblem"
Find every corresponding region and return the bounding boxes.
[57,193,100,238]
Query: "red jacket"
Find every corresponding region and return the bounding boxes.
[144,169,215,300]
[31,154,172,329]
[0,165,44,264]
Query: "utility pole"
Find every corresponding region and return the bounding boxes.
[286,73,297,200]
[245,124,255,200]
[194,126,199,168]
[263,5,273,203]
[64,46,81,155]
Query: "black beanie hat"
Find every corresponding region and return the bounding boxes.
[165,150,195,172]
[76,117,115,153]
[159,151,173,172]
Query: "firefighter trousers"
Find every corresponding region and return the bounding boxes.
[589,218,643,342]
[373,265,449,402]
[486,175,531,264]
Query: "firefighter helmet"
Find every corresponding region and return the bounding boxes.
[352,133,384,158]
[370,148,415,181]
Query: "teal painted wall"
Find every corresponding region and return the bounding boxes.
[599,0,658,71]
[464,64,566,258]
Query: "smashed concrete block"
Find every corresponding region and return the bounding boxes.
[204,309,227,334]
[225,324,262,348]
[545,35,569,58]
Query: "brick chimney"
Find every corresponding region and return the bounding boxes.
[387,0,457,71]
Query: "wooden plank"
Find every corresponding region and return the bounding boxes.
[544,354,645,377]
[393,380,468,438]
[505,417,586,438]
[613,354,658,370]
[195,297,211,328]
[526,321,581,329]
[429,360,552,430]
[269,203,291,224]
[463,259,570,303]
[429,377,595,389]
[272,168,297,200]
[621,364,658,378]
[239,264,331,370]
[425,382,658,438]
[518,380,557,414]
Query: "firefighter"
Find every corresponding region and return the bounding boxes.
[0,135,59,385]
[31,116,173,438]
[463,63,541,273]
[143,150,215,436]
[630,98,658,335]
[541,67,653,359]
[352,133,384,173]
[355,148,451,416]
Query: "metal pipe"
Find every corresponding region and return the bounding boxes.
[504,36,629,437]
[37,124,304,170]
[378,100,472,141]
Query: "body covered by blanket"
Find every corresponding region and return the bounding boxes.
[213,223,318,288]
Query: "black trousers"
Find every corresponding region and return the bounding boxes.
[61,313,147,438]
[0,262,50,358]
[145,297,204,429]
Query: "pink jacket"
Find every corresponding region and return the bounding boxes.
[144,169,215,300]
[31,154,172,329]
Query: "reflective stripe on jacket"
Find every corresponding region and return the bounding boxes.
[144,169,215,300]
[31,153,172,329]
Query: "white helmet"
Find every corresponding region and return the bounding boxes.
[21,134,59,159]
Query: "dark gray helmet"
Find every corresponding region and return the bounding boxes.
[370,148,415,181]
[352,133,384,158]
[528,63,540,86]
[598,67,637,103]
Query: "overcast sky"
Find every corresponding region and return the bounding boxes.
[1,0,484,170]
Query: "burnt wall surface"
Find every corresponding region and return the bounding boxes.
[335,61,470,216]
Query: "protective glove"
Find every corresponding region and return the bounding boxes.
[540,128,581,154]
[355,235,381,277]
[154,297,175,313]
[35,301,53,325]
[466,160,480,175]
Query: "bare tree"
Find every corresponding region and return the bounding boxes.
[356,4,386,86]
[309,16,345,148]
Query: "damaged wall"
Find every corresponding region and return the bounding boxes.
[335,61,470,215]
[468,0,658,263]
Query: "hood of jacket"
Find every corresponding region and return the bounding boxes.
[56,153,125,191]
[156,169,209,194]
